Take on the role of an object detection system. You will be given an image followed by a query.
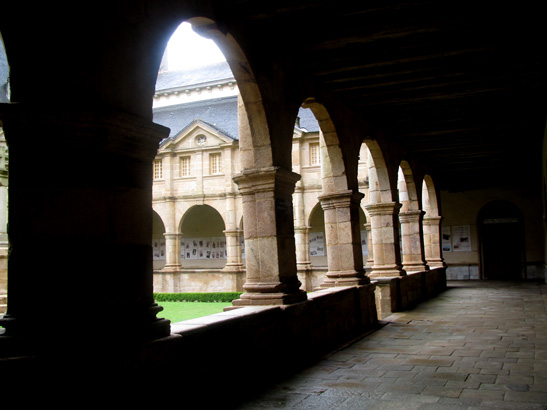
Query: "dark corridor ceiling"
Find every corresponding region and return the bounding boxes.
[224,0,547,191]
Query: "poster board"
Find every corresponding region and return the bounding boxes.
[360,230,368,256]
[442,226,452,252]
[451,225,471,252]
[181,237,227,259]
[309,232,325,256]
[153,238,166,260]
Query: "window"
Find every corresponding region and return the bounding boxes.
[154,159,163,179]
[309,142,320,166]
[180,156,191,177]
[210,153,222,175]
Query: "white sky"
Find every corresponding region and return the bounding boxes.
[166,22,226,70]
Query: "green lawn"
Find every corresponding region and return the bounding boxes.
[157,301,232,323]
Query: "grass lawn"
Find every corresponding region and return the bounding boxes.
[157,301,232,323]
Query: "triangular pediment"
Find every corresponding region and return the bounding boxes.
[160,119,236,151]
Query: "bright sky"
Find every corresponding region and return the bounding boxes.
[166,22,226,70]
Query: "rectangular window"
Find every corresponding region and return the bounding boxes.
[309,142,320,166]
[154,159,163,179]
[210,153,222,175]
[180,156,191,177]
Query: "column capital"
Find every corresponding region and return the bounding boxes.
[399,210,425,223]
[423,215,443,224]
[365,201,401,216]
[163,232,182,239]
[233,166,301,195]
[318,190,364,210]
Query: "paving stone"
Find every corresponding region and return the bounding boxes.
[233,282,547,409]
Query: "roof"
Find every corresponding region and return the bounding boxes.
[153,96,239,140]
[155,61,234,92]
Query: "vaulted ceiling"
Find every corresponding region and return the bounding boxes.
[223,0,547,191]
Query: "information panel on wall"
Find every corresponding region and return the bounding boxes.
[451,225,471,252]
[442,225,471,252]
[180,237,227,260]
[360,230,368,256]
[153,238,166,260]
[442,226,452,252]
[309,232,325,256]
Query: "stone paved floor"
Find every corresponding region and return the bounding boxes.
[235,281,547,409]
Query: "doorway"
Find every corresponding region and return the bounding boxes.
[478,200,525,280]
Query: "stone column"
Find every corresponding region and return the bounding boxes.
[365,202,406,278]
[223,229,245,271]
[423,216,446,268]
[293,186,313,290]
[0,130,7,314]
[319,190,369,287]
[364,222,374,269]
[161,194,182,271]
[231,166,307,305]
[399,210,429,273]
[222,192,244,272]
[162,232,182,272]
[0,107,171,345]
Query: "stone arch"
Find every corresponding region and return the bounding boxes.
[478,200,525,280]
[363,140,395,205]
[422,174,440,218]
[179,204,227,267]
[152,210,167,270]
[363,140,405,277]
[308,202,327,263]
[182,17,276,171]
[301,98,348,194]
[420,174,445,269]
[397,161,419,212]
[397,161,427,272]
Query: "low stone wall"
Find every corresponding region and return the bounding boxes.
[373,267,447,319]
[153,269,245,292]
[133,283,378,405]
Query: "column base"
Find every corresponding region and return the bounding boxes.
[320,270,370,288]
[231,289,307,306]
[369,265,406,278]
[427,260,447,269]
[221,264,246,272]
[402,263,430,273]
[160,265,183,273]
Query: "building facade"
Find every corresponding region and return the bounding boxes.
[151,62,371,293]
